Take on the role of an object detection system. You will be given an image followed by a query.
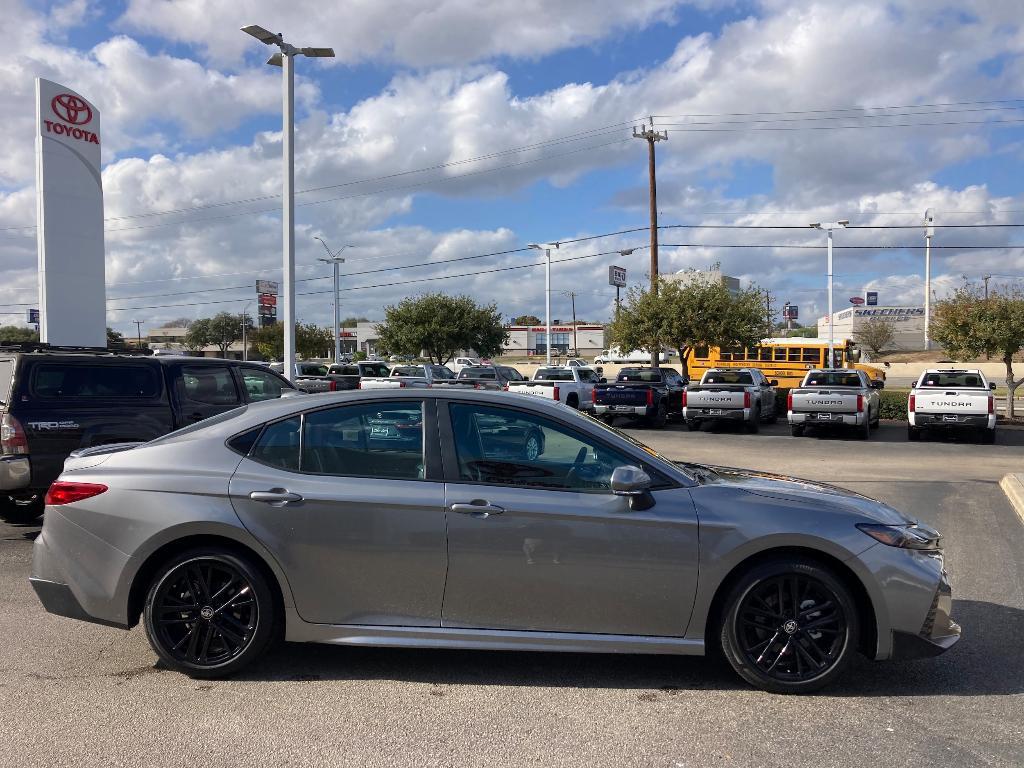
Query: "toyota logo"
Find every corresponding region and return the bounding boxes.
[51,93,93,126]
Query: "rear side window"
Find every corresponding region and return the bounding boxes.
[0,359,13,404]
[250,417,301,471]
[32,363,160,398]
[181,366,240,405]
[240,367,289,402]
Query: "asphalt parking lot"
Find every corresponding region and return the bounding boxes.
[1,421,1022,767]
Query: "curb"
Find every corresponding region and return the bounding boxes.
[998,474,1024,527]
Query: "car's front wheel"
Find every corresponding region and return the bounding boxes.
[143,549,275,678]
[719,559,860,694]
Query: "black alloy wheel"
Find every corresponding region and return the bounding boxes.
[0,494,44,524]
[720,559,858,694]
[143,550,275,678]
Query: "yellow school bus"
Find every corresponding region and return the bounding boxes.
[685,337,885,388]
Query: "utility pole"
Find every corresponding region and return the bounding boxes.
[241,303,251,361]
[132,319,143,349]
[529,242,560,364]
[563,291,578,354]
[764,289,774,340]
[810,220,849,368]
[315,237,354,364]
[924,208,934,350]
[634,118,667,369]
[984,274,992,300]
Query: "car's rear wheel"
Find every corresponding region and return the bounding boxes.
[566,394,579,410]
[686,419,700,431]
[907,425,921,441]
[648,402,667,429]
[719,559,859,694]
[790,425,804,437]
[858,417,871,440]
[746,407,760,433]
[143,549,275,678]
[0,494,44,524]
[980,427,996,444]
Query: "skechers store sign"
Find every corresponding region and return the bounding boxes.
[853,308,924,322]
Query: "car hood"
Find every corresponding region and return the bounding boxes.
[679,462,915,525]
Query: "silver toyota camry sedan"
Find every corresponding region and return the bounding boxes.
[30,389,959,693]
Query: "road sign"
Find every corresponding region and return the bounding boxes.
[25,309,40,324]
[256,280,279,295]
[849,296,865,305]
[608,265,627,287]
[865,291,878,306]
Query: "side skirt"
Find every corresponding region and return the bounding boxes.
[285,623,705,656]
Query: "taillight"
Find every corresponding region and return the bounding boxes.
[681,390,687,407]
[45,482,108,506]
[744,391,751,408]
[591,387,597,403]
[329,380,337,391]
[646,389,654,407]
[989,395,994,414]
[357,381,362,389]
[909,394,916,413]
[399,381,407,388]
[552,386,560,401]
[786,391,793,411]
[0,414,28,455]
[857,394,864,412]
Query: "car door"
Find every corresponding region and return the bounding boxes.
[228,397,447,626]
[439,400,699,637]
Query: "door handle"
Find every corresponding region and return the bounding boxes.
[450,502,505,519]
[249,490,303,506]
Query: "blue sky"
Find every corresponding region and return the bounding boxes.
[3,0,1024,335]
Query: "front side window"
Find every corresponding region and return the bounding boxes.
[449,403,634,492]
[241,367,288,402]
[180,366,240,405]
[302,402,425,480]
[577,369,599,383]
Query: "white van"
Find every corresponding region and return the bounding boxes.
[594,347,670,364]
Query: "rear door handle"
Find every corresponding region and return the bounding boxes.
[450,502,505,519]
[249,490,303,506]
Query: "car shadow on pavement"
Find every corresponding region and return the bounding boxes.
[237,599,1022,697]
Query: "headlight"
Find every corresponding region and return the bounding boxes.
[856,523,942,551]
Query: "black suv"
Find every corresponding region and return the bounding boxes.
[0,346,297,523]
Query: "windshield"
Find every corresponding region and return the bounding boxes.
[360,362,390,377]
[459,367,496,379]
[803,371,862,387]
[298,364,329,376]
[328,365,360,376]
[393,366,425,377]
[702,371,753,385]
[919,372,987,388]
[535,368,574,381]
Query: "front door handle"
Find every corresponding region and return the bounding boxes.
[450,502,505,519]
[250,489,303,506]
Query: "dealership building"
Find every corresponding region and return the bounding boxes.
[502,325,606,357]
[817,306,926,351]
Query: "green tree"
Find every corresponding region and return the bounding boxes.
[853,318,895,356]
[512,314,542,326]
[609,275,770,378]
[786,326,818,338]
[339,316,369,327]
[296,322,334,359]
[106,327,125,349]
[933,284,1024,417]
[0,325,39,343]
[184,312,252,356]
[378,293,507,365]
[251,323,283,361]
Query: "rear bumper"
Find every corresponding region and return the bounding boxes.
[789,411,866,427]
[594,404,652,418]
[0,456,31,491]
[29,577,126,629]
[684,407,748,421]
[910,413,995,429]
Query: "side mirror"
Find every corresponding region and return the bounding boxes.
[769,380,779,387]
[990,382,997,390]
[871,380,885,389]
[599,377,607,384]
[610,465,655,511]
[595,366,604,375]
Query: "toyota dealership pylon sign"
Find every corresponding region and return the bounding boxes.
[35,78,106,347]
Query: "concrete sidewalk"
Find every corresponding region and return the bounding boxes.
[999,474,1024,527]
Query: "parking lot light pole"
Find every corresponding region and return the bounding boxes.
[241,302,252,361]
[315,237,353,364]
[810,221,848,367]
[924,208,935,351]
[241,25,335,382]
[529,242,560,364]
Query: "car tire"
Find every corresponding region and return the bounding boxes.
[143,548,276,679]
[686,419,700,432]
[790,425,804,437]
[566,394,579,410]
[0,494,44,524]
[858,417,871,440]
[719,558,860,694]
[980,428,996,445]
[746,407,760,433]
[648,402,668,429]
[907,425,921,442]
[765,410,778,425]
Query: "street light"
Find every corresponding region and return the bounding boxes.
[241,302,252,361]
[315,237,354,364]
[241,24,335,382]
[528,242,560,364]
[809,220,849,367]
[614,248,635,320]
[924,208,935,351]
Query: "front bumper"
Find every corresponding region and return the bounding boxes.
[891,571,960,659]
[684,407,748,421]
[910,412,995,430]
[0,455,31,491]
[789,411,866,427]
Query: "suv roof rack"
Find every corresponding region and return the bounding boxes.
[0,341,154,356]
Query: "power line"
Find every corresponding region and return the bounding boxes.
[657,117,1024,133]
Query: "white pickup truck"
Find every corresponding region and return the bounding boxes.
[359,364,456,389]
[683,368,777,432]
[507,365,601,410]
[788,369,882,439]
[908,368,997,443]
